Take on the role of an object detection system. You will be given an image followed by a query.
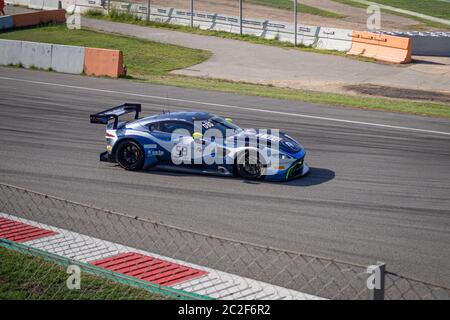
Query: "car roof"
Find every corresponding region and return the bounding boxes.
[136,111,214,125]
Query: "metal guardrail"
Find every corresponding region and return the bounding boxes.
[0,182,449,300]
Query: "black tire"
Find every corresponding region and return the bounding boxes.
[116,140,144,171]
[236,150,264,180]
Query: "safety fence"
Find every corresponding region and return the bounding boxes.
[0,182,449,300]
[5,0,450,61]
[3,0,422,63]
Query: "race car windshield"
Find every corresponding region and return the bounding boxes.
[204,116,243,135]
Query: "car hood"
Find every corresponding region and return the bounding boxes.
[224,129,302,154]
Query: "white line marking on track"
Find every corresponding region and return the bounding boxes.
[1,76,449,136]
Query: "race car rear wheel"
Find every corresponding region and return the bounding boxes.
[116,140,144,171]
[236,150,264,180]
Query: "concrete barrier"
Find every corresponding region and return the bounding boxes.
[5,0,29,6]
[12,12,41,28]
[84,47,125,78]
[347,31,412,63]
[102,3,354,52]
[51,44,85,74]
[0,15,14,31]
[29,0,44,10]
[0,39,22,66]
[20,41,52,69]
[39,9,66,24]
[1,39,123,77]
[11,9,66,28]
[382,31,450,57]
[316,27,353,52]
[43,0,61,9]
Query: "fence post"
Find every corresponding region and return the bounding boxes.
[239,0,243,35]
[367,262,386,300]
[294,0,298,46]
[190,0,194,28]
[146,0,150,22]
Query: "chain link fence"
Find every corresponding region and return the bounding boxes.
[0,182,449,300]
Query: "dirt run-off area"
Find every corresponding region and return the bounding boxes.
[149,0,440,31]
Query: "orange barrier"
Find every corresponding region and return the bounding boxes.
[84,48,125,78]
[347,31,412,64]
[12,9,66,28]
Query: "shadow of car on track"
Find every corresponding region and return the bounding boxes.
[241,167,335,187]
[125,165,335,187]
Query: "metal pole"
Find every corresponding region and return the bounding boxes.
[294,0,298,46]
[190,0,194,28]
[239,0,243,36]
[146,0,150,22]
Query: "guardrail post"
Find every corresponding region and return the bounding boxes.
[294,0,298,46]
[239,0,243,35]
[190,0,194,28]
[146,0,150,22]
[367,262,386,300]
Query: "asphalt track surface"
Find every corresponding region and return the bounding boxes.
[0,67,449,286]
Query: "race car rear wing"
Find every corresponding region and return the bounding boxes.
[90,103,141,129]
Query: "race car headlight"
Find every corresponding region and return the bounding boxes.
[278,153,293,160]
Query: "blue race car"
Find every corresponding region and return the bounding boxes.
[90,103,309,181]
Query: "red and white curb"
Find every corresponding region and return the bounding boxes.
[0,213,323,300]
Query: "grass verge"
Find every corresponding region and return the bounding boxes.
[0,246,166,299]
[368,0,450,20]
[0,25,449,119]
[332,0,450,30]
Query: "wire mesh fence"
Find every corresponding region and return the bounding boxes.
[0,182,449,300]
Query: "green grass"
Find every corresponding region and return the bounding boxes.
[333,0,450,30]
[369,0,450,20]
[0,246,166,299]
[247,0,346,18]
[149,75,450,119]
[1,25,449,119]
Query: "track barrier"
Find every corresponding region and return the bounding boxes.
[11,9,66,28]
[51,44,85,74]
[12,11,41,28]
[5,0,449,58]
[0,15,14,31]
[382,31,450,57]
[20,40,52,69]
[0,39,22,66]
[0,39,124,77]
[347,31,412,64]
[83,47,125,77]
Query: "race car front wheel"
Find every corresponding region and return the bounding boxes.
[236,150,264,180]
[116,140,144,171]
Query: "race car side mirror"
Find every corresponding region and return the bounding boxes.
[192,132,203,140]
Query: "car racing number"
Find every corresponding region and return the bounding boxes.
[171,140,192,165]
